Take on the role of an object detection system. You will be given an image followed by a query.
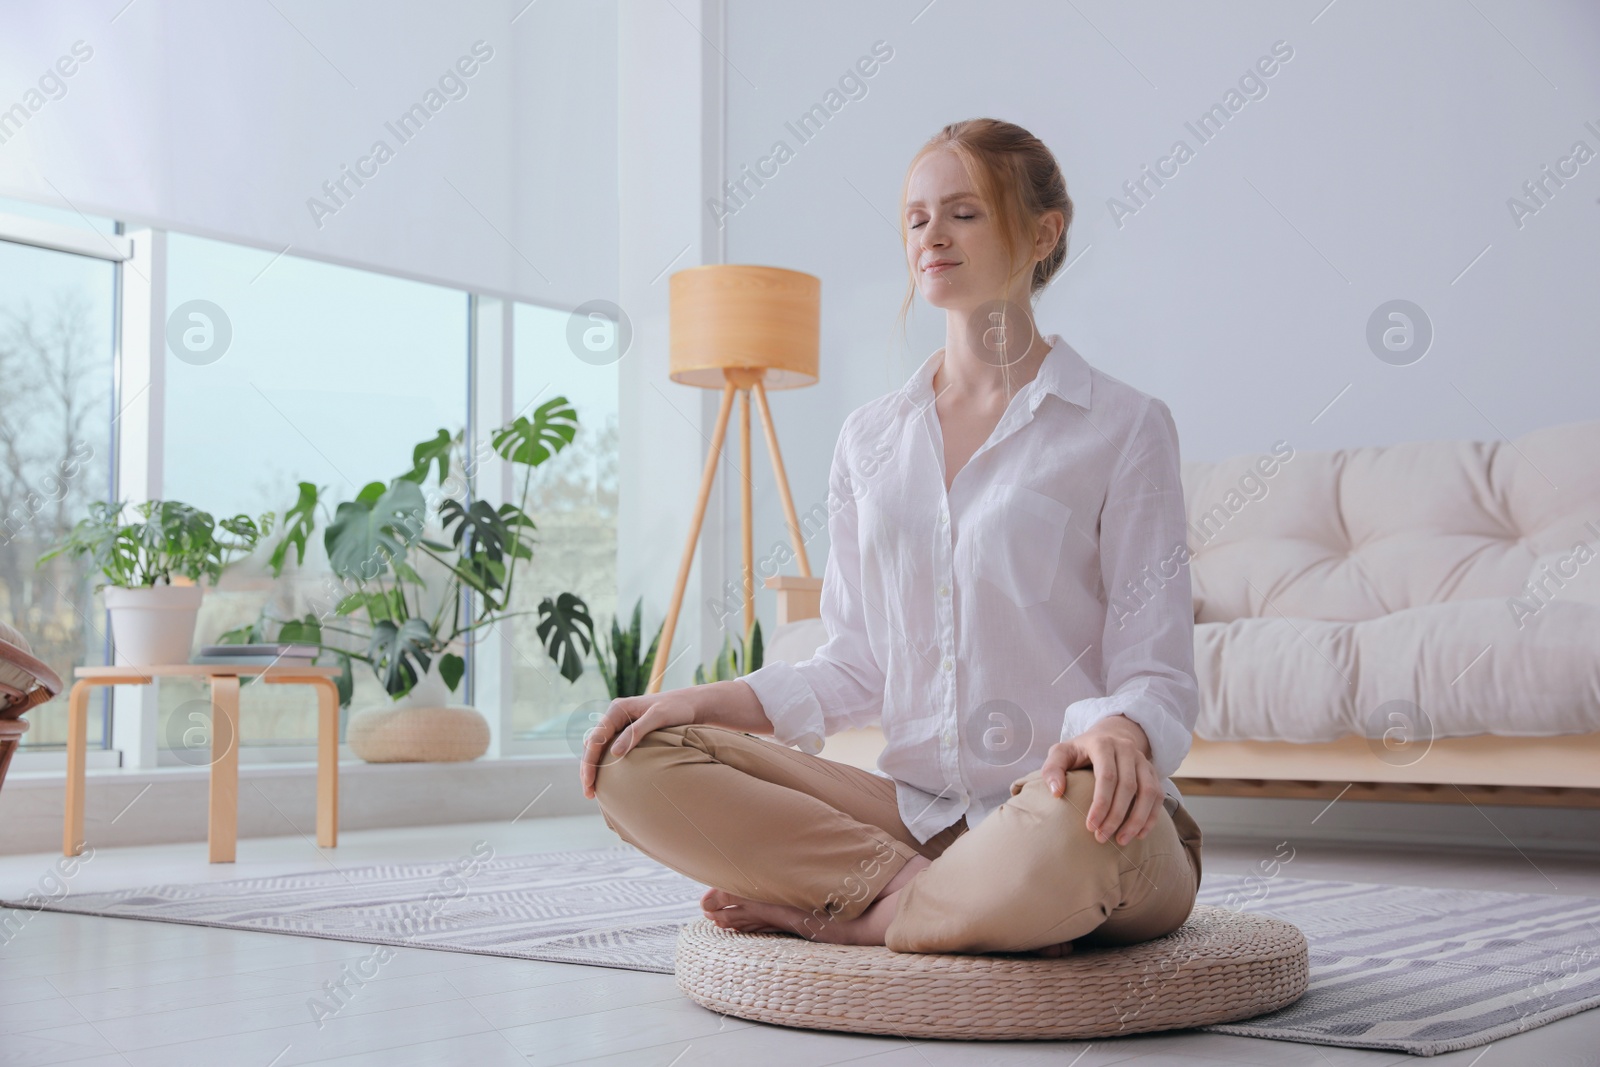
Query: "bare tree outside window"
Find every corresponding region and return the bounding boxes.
[0,285,115,746]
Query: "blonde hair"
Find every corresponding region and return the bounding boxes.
[897,118,1073,334]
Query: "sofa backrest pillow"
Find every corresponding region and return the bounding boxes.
[1180,420,1600,624]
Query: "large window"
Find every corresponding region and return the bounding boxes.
[508,302,619,752]
[2,199,619,768]
[0,214,117,748]
[161,235,470,758]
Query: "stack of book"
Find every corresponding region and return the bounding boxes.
[190,643,320,667]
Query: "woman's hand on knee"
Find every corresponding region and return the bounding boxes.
[1041,716,1163,847]
[579,692,699,799]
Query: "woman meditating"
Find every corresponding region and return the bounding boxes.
[581,117,1202,957]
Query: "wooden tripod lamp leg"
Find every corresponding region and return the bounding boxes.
[752,380,813,578]
[647,381,739,695]
[739,386,754,643]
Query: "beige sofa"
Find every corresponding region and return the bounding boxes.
[762,420,1600,809]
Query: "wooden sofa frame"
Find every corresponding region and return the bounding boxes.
[765,576,1600,809]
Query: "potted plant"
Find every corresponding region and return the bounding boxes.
[38,500,271,667]
[594,596,665,699]
[229,398,597,762]
[694,619,763,685]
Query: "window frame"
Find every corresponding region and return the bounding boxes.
[2,207,607,771]
[0,210,128,762]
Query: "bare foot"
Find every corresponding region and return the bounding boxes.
[698,854,934,948]
[700,887,820,938]
[701,883,1078,958]
[1028,939,1076,958]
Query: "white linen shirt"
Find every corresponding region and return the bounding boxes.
[740,334,1199,845]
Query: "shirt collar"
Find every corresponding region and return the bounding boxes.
[903,333,1093,413]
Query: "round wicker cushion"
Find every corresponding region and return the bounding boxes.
[346,705,490,762]
[674,904,1307,1041]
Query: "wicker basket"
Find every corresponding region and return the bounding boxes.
[674,904,1307,1041]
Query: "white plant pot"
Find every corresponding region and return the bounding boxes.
[347,654,489,763]
[103,584,203,667]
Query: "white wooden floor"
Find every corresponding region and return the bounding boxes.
[2,813,1598,1066]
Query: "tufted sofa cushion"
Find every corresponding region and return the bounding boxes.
[1195,597,1600,741]
[1178,420,1600,741]
[1179,421,1600,624]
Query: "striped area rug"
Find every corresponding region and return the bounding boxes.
[7,845,1599,1057]
[1196,872,1600,1055]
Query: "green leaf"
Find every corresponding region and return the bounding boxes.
[490,398,579,468]
[587,598,668,698]
[325,480,427,581]
[535,592,594,683]
[596,637,618,699]
[437,498,532,610]
[334,592,368,617]
[641,619,663,691]
[619,599,641,696]
[440,498,514,568]
[276,614,323,646]
[367,617,436,698]
[214,622,261,645]
[354,481,387,507]
[268,482,321,576]
[402,429,454,486]
[603,617,625,698]
[330,650,354,709]
[439,653,465,692]
[392,560,426,586]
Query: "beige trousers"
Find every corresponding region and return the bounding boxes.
[593,723,1202,955]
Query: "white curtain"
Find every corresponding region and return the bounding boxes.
[0,0,617,308]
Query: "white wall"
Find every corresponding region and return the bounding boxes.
[0,0,617,309]
[712,0,1600,635]
[616,0,730,689]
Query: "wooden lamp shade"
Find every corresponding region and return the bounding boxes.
[648,264,823,694]
[669,265,819,389]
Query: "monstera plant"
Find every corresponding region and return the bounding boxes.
[223,399,596,761]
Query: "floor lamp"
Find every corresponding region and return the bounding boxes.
[645,264,821,695]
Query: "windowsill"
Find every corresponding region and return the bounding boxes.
[9,749,123,774]
[6,750,577,784]
[0,751,594,856]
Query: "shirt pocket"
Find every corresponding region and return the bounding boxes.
[970,482,1073,608]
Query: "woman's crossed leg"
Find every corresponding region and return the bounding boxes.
[592,723,1196,956]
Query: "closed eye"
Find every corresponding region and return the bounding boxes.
[909,213,977,230]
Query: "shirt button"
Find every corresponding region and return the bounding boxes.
[941,658,953,672]
[942,728,955,745]
[938,584,949,597]
[938,511,948,525]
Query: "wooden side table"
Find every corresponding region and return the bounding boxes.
[65,665,343,863]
